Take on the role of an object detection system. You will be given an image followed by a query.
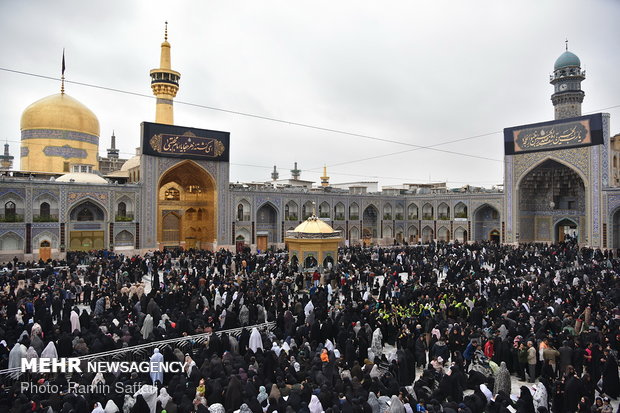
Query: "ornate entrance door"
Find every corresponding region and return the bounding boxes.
[257,235,268,252]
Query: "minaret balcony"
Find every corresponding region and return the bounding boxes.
[550,69,585,82]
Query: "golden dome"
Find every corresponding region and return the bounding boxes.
[292,215,338,234]
[21,93,100,137]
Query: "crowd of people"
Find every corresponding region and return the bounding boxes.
[0,240,619,413]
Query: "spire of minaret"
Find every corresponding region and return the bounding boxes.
[271,165,279,181]
[291,162,301,180]
[0,142,14,171]
[107,131,119,159]
[150,21,180,125]
[320,165,330,187]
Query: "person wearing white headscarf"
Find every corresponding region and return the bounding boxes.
[257,385,268,403]
[141,314,153,340]
[92,402,105,413]
[367,392,381,413]
[15,309,23,325]
[372,328,383,359]
[208,403,225,413]
[26,346,38,361]
[134,384,158,413]
[249,327,263,353]
[480,384,493,402]
[8,342,26,378]
[309,394,324,413]
[123,395,136,413]
[304,300,314,317]
[239,304,250,326]
[149,348,164,384]
[184,354,197,377]
[214,290,223,308]
[389,395,406,413]
[377,396,391,412]
[70,309,81,333]
[31,322,42,338]
[370,364,382,379]
[533,383,548,412]
[41,341,58,359]
[219,309,227,328]
[92,373,105,386]
[104,400,119,413]
[157,387,172,410]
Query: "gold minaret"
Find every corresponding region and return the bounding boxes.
[150,22,180,125]
[320,165,330,187]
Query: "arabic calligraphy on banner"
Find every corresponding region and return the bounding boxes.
[150,133,225,157]
[142,122,230,161]
[504,113,603,155]
[514,121,589,152]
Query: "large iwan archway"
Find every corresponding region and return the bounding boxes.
[517,159,585,243]
[158,161,216,249]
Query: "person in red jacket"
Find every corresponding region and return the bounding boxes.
[483,338,494,359]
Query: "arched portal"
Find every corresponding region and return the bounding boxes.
[473,204,500,242]
[158,161,216,249]
[256,203,278,250]
[437,226,449,241]
[454,227,467,243]
[362,205,378,239]
[517,159,585,243]
[68,200,106,251]
[304,255,318,268]
[323,255,334,269]
[555,218,578,242]
[422,226,434,243]
[350,226,359,241]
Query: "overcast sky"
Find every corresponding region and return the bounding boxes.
[1,1,619,188]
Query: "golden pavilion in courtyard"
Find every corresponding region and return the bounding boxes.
[285,214,342,269]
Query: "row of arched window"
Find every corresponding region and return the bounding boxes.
[0,201,132,222]
[235,201,470,221]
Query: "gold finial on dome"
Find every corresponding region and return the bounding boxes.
[61,49,66,94]
[164,21,168,42]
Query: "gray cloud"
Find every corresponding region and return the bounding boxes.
[1,0,618,187]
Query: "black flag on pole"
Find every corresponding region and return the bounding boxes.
[62,49,65,75]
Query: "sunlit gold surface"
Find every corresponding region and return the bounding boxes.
[20,93,100,173]
[21,93,100,136]
[151,27,180,125]
[69,231,104,251]
[157,161,217,249]
[292,218,338,234]
[286,216,342,267]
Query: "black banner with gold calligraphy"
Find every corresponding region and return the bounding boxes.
[141,122,230,161]
[504,113,603,155]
